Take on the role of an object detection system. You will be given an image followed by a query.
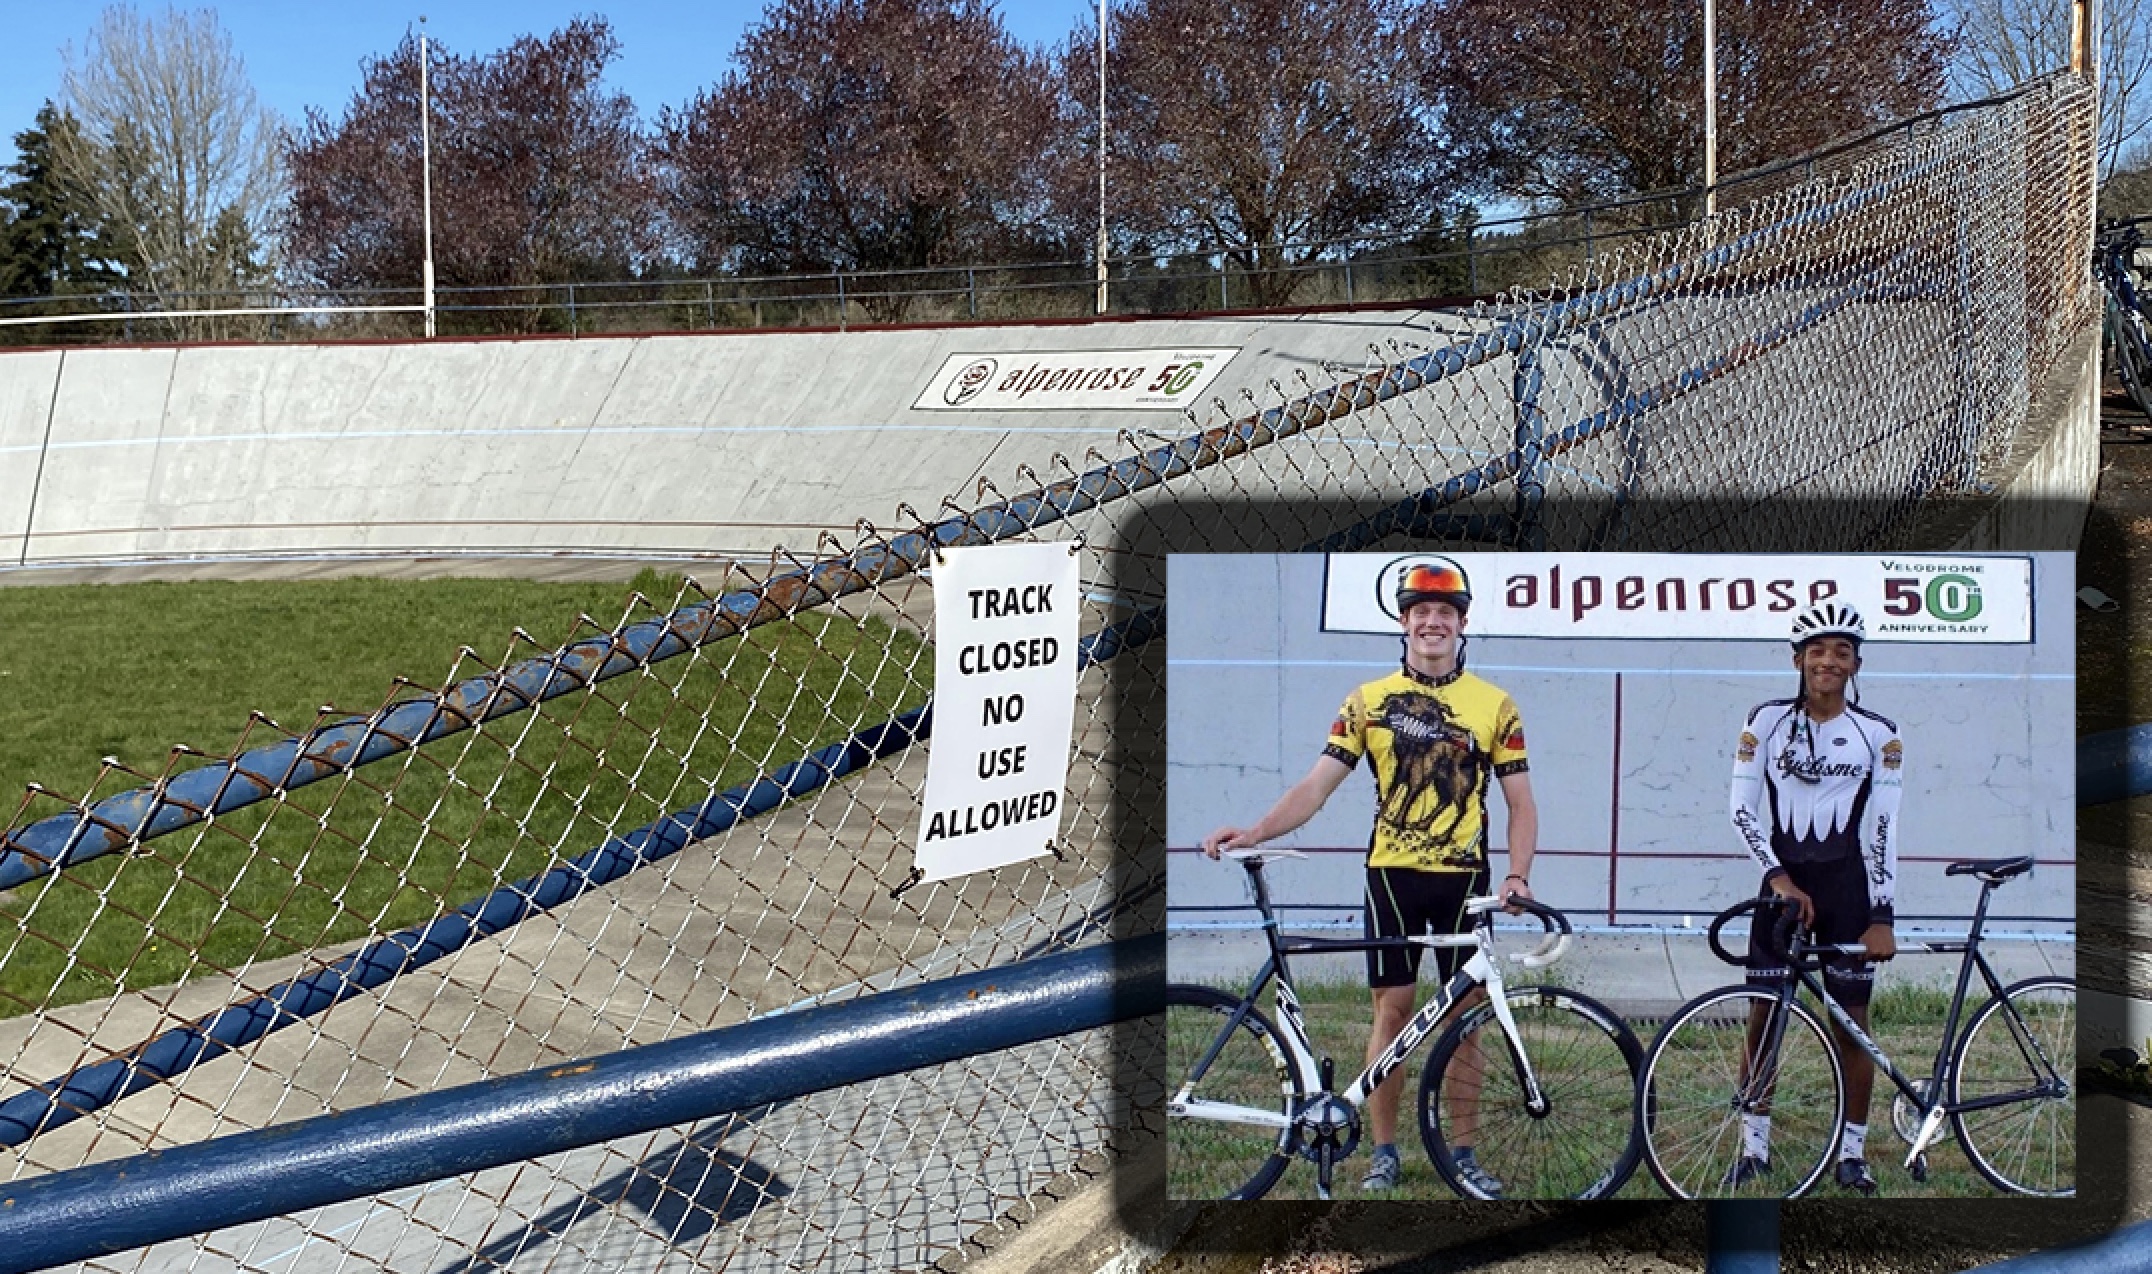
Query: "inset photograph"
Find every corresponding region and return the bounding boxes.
[1164,551,2073,1200]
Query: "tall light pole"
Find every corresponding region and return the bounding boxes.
[1703,0,1717,218]
[420,15,437,338]
[1095,0,1109,315]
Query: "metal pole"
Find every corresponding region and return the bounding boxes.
[1095,0,1109,314]
[1703,0,1718,219]
[420,18,436,339]
[2071,0,2096,77]
[1706,1201,1779,1274]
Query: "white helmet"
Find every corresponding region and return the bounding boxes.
[1788,601,1865,649]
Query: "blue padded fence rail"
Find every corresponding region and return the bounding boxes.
[1958,1219,2152,1273]
[0,146,1939,896]
[0,932,1166,1274]
[2077,722,2152,806]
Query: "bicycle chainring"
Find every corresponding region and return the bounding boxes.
[1891,1080,1951,1147]
[1294,1093,1361,1165]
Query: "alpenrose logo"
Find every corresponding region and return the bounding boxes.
[943,357,998,405]
[1320,553,2037,643]
[913,348,1238,411]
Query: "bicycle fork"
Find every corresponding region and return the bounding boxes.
[1486,978,1552,1117]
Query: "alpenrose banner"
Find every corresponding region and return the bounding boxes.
[912,348,1237,411]
[1320,553,2038,643]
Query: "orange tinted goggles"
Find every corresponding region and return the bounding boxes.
[1400,564,1467,596]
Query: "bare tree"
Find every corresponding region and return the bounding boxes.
[658,0,1065,308]
[1073,0,1453,307]
[288,19,656,325]
[1949,0,2152,180]
[1430,0,1950,208]
[54,5,284,329]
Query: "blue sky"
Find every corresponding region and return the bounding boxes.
[0,1,1100,148]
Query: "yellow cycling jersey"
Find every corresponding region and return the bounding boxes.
[1322,664,1528,872]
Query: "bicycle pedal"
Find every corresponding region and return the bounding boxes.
[1908,1154,1929,1184]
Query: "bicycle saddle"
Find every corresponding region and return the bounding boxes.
[1944,855,2034,881]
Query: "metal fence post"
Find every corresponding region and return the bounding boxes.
[1512,343,1547,548]
[838,272,848,329]
[1344,260,1355,304]
[704,280,715,329]
[1218,255,1229,310]
[968,268,978,319]
[566,284,578,336]
[1467,226,1478,294]
[1706,1201,1780,1274]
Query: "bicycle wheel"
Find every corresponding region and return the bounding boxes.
[1638,986,1844,1199]
[1951,977,2075,1197]
[2121,319,2152,419]
[1417,985,1644,1199]
[1165,983,1308,1200]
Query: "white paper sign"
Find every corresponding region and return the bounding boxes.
[1320,553,2037,643]
[916,544,1082,882]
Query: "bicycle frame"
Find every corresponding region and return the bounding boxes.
[1172,853,1558,1138]
[1746,873,2069,1169]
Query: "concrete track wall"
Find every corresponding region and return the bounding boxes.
[0,310,1479,570]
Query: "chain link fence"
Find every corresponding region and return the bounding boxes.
[0,73,2095,1271]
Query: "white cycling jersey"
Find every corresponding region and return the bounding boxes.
[1729,698,1903,923]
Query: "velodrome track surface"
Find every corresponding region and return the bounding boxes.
[0,307,1504,571]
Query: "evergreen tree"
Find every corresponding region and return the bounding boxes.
[0,103,129,298]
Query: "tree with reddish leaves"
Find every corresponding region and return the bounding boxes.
[287,18,654,312]
[657,0,1066,290]
[1071,0,1452,307]
[1427,0,1953,207]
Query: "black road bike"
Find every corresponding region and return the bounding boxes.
[1637,856,2073,1198]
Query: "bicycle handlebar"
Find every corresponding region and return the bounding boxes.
[1705,896,1827,972]
[1214,851,1575,968]
[1469,893,1573,968]
[1706,897,1865,973]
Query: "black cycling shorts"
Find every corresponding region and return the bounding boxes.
[1746,854,1875,1008]
[1364,865,1488,989]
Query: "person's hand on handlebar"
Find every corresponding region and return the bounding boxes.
[1201,827,1259,859]
[1499,872,1534,916]
[1860,922,1897,962]
[1767,872,1815,928]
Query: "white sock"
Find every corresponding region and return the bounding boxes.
[1743,1113,1771,1159]
[1840,1122,1867,1161]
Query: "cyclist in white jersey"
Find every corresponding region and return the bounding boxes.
[1726,601,1902,1194]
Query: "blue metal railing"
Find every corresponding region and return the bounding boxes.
[0,933,1165,1274]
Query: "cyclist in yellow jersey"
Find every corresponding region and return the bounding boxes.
[1202,557,1539,1197]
